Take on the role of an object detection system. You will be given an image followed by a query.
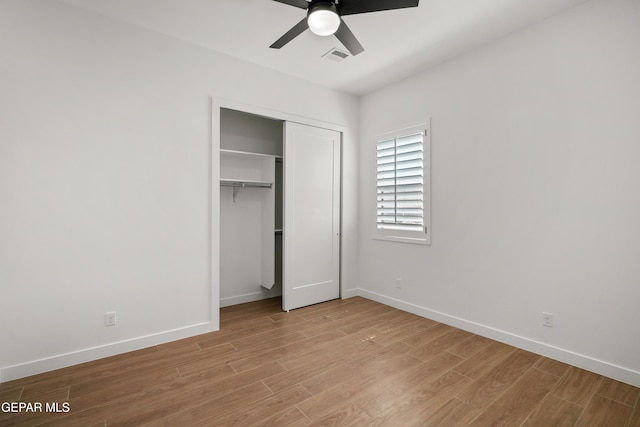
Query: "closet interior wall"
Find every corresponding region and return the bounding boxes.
[219,108,283,307]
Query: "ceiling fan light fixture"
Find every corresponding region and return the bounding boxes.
[307,3,340,36]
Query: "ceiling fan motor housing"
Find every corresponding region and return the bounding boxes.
[307,1,340,36]
[308,0,338,12]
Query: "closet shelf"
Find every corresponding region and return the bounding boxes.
[220,149,282,159]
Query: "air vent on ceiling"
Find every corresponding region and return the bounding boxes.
[322,48,350,62]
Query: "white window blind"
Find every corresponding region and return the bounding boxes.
[375,122,430,245]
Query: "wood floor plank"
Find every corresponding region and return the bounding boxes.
[138,381,273,426]
[1,407,72,427]
[77,342,200,383]
[2,297,638,427]
[262,331,386,394]
[196,320,277,349]
[176,355,236,380]
[263,309,341,335]
[154,332,215,351]
[535,356,571,377]
[200,329,336,376]
[336,306,400,335]
[0,386,23,402]
[229,330,347,373]
[69,369,181,410]
[301,303,392,338]
[370,316,440,347]
[279,328,379,373]
[17,387,68,406]
[466,368,559,426]
[596,376,640,406]
[199,384,312,427]
[521,394,584,427]
[372,370,473,426]
[420,398,481,427]
[297,296,372,317]
[0,386,71,426]
[356,308,418,332]
[295,296,373,321]
[70,343,214,388]
[456,348,541,408]
[408,327,474,361]
[630,403,640,427]
[230,329,308,353]
[400,322,455,349]
[307,404,372,427]
[447,335,494,360]
[551,366,603,407]
[102,361,286,426]
[36,405,112,427]
[575,394,633,426]
[300,342,414,396]
[260,407,311,427]
[39,372,189,426]
[369,311,423,336]
[452,340,516,381]
[220,298,281,322]
[359,351,465,418]
[296,351,423,422]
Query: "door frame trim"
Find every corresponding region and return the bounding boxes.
[210,97,348,330]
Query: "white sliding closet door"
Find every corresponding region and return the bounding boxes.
[283,122,340,311]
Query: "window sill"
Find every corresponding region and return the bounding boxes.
[373,234,430,246]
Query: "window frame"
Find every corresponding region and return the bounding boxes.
[373,121,431,246]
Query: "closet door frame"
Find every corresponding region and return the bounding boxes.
[210,97,347,330]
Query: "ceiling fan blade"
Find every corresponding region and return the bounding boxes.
[272,0,309,10]
[334,19,364,56]
[338,0,419,16]
[270,18,309,49]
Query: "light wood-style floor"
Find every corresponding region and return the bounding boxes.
[1,297,639,426]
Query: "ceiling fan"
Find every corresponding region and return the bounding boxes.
[270,0,420,56]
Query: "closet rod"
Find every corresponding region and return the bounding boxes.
[220,180,272,189]
[221,180,272,204]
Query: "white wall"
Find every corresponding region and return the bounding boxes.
[0,0,359,381]
[358,0,640,386]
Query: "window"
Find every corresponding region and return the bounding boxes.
[375,122,431,245]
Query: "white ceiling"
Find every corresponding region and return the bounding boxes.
[60,0,591,95]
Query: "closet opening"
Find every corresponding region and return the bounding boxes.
[217,104,342,321]
[219,108,284,309]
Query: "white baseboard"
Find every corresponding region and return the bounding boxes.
[341,288,359,299]
[220,290,282,308]
[0,322,214,383]
[357,288,640,388]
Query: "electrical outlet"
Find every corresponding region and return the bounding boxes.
[105,312,117,326]
[542,312,554,328]
[396,278,402,289]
